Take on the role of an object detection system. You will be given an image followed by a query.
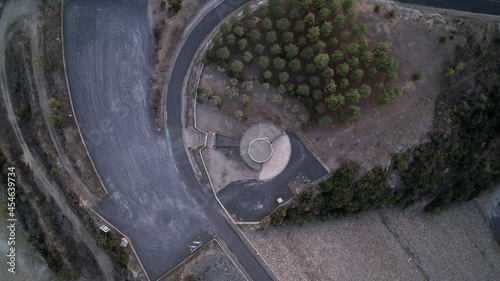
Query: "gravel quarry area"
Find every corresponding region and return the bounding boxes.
[242,202,500,280]
[161,241,245,281]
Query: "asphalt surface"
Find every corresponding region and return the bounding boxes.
[63,0,212,279]
[397,0,500,16]
[218,132,328,222]
[64,0,276,280]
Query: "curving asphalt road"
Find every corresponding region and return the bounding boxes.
[64,0,275,280]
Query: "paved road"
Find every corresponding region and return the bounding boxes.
[63,1,212,279]
[165,0,277,280]
[218,132,328,222]
[397,0,500,16]
[64,0,275,280]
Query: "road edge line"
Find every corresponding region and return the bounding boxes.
[87,208,150,281]
[60,0,109,200]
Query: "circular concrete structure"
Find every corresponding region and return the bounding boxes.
[239,123,291,176]
[248,138,273,163]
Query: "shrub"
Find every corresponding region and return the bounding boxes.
[412,72,422,81]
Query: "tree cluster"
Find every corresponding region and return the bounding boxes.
[205,0,401,125]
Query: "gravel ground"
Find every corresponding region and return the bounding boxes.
[161,241,245,281]
[242,202,500,281]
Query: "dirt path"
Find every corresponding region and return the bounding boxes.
[0,0,115,279]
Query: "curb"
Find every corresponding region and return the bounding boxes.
[60,0,109,200]
[87,208,150,281]
[180,1,280,280]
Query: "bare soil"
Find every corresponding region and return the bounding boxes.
[198,0,465,175]
[242,202,500,281]
[194,1,500,280]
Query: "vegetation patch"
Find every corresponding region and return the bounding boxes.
[205,0,401,126]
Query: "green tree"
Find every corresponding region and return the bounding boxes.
[235,110,248,121]
[359,84,371,98]
[243,5,252,17]
[273,57,286,71]
[242,81,253,92]
[445,67,455,77]
[360,51,374,65]
[313,89,323,100]
[259,56,270,68]
[346,89,361,103]
[262,17,273,30]
[262,70,272,81]
[247,19,257,29]
[170,0,182,13]
[334,14,346,27]
[226,34,236,45]
[351,69,364,81]
[341,0,354,11]
[348,105,361,119]
[332,50,344,62]
[277,18,291,30]
[255,44,265,54]
[349,57,360,68]
[319,115,333,126]
[315,103,327,114]
[209,95,222,109]
[242,51,253,63]
[321,22,333,36]
[296,84,310,97]
[367,67,378,77]
[307,26,321,42]
[301,47,314,59]
[288,58,302,72]
[336,63,350,76]
[304,13,316,25]
[279,72,290,83]
[266,31,277,43]
[220,22,231,33]
[231,60,244,72]
[240,94,250,106]
[346,42,360,54]
[248,29,261,42]
[48,98,62,126]
[376,56,397,72]
[318,7,331,21]
[306,63,316,74]
[234,26,245,37]
[284,43,299,58]
[323,67,334,79]
[295,20,305,32]
[313,41,326,53]
[326,94,345,110]
[412,72,422,81]
[238,38,248,51]
[310,76,320,87]
[216,47,230,60]
[212,34,223,46]
[324,79,337,94]
[225,86,239,99]
[270,43,282,55]
[314,53,330,69]
[282,31,294,43]
[340,78,349,89]
[352,23,367,37]
[373,42,389,57]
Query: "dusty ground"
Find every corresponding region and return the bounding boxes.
[192,1,500,280]
[161,240,245,281]
[198,0,467,175]
[242,201,500,281]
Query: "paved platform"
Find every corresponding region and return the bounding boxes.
[218,132,329,222]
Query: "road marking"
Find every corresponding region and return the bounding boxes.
[174,163,179,173]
